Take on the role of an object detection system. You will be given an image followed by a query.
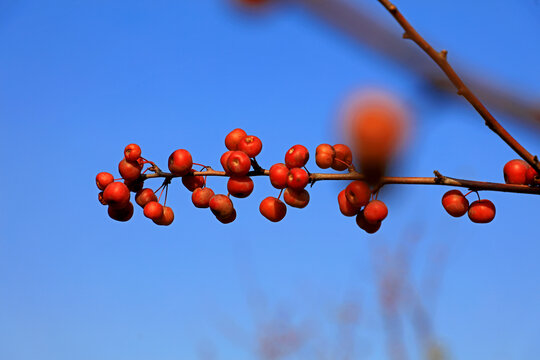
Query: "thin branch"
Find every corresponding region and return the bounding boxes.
[375,0,540,174]
[141,168,540,195]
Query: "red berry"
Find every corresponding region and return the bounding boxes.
[503,159,529,185]
[98,191,107,205]
[345,181,370,208]
[332,144,352,171]
[285,145,309,169]
[135,188,158,208]
[168,149,193,176]
[363,200,388,224]
[526,166,538,185]
[315,144,335,169]
[287,168,309,190]
[209,194,234,218]
[338,189,359,217]
[192,187,215,208]
[441,190,469,217]
[220,151,234,174]
[153,206,174,226]
[107,201,134,222]
[225,128,247,151]
[182,170,205,192]
[124,178,144,193]
[237,135,262,158]
[216,208,237,224]
[227,176,254,198]
[96,172,114,190]
[143,201,163,221]
[259,197,287,222]
[283,188,310,208]
[103,182,130,207]
[118,158,142,181]
[124,144,141,162]
[227,151,251,176]
[269,163,289,189]
[468,199,496,224]
[356,211,381,234]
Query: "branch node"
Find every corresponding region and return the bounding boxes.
[389,4,397,13]
[440,49,448,59]
[402,32,410,39]
[433,170,445,183]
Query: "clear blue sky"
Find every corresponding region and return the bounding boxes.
[1,1,539,359]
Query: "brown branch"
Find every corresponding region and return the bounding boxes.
[375,0,540,175]
[141,168,540,195]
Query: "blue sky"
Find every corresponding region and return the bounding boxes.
[1,1,539,359]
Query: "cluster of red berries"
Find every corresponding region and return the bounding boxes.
[97,130,537,230]
[441,190,495,224]
[336,180,388,234]
[440,159,539,224]
[96,144,177,225]
[95,129,390,233]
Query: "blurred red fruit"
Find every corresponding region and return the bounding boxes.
[468,199,496,223]
[346,91,409,183]
[168,149,193,176]
[441,190,469,217]
[259,197,287,222]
